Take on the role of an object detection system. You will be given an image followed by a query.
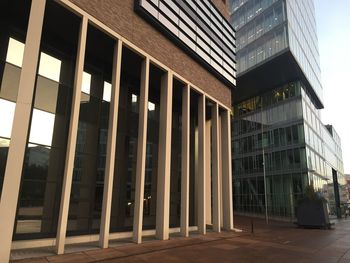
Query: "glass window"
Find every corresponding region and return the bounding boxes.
[5,38,25,67]
[67,24,115,236]
[14,1,81,240]
[38,52,61,82]
[0,0,32,200]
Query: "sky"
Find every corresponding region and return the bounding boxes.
[314,0,350,174]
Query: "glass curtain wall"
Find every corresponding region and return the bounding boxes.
[0,0,32,198]
[14,1,80,240]
[232,81,309,218]
[189,91,199,226]
[142,64,161,229]
[110,47,143,233]
[169,79,183,228]
[67,25,115,236]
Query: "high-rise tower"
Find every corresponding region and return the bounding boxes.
[230,0,345,219]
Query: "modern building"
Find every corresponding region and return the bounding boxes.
[0,0,236,261]
[229,0,345,220]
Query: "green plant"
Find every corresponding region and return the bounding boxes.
[297,184,327,204]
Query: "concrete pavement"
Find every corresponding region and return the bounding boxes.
[11,216,350,262]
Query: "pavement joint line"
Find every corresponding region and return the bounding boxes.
[17,219,350,262]
[336,246,350,263]
[77,232,249,263]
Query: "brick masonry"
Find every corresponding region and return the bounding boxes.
[68,0,233,108]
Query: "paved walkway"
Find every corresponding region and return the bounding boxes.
[12,216,350,262]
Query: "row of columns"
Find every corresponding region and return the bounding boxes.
[0,1,233,262]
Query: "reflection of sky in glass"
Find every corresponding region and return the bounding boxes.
[148,102,155,111]
[131,93,154,111]
[38,52,61,82]
[29,109,55,146]
[5,38,24,67]
[30,50,62,147]
[0,99,15,138]
[103,81,111,102]
[82,72,91,94]
[1,37,61,147]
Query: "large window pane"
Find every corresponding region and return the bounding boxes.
[15,1,80,240]
[169,79,183,228]
[67,25,115,236]
[0,0,32,199]
[110,47,143,232]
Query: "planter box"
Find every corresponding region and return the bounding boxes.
[297,199,330,229]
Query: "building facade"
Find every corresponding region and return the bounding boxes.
[229,0,345,220]
[0,0,235,261]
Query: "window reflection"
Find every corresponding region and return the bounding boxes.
[103,81,111,102]
[14,0,80,240]
[0,35,27,199]
[0,99,16,138]
[38,52,61,82]
[81,71,91,94]
[33,76,59,113]
[5,38,25,67]
[67,24,114,236]
[28,109,55,146]
[148,101,155,111]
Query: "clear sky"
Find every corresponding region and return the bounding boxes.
[315,0,350,174]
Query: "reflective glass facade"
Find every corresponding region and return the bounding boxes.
[231,0,287,73]
[67,24,114,236]
[0,0,32,200]
[232,81,345,219]
[230,0,287,74]
[229,0,342,219]
[13,1,80,240]
[230,0,323,106]
[286,0,323,105]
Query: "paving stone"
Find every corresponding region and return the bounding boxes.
[11,216,350,263]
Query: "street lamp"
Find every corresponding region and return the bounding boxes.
[261,97,268,225]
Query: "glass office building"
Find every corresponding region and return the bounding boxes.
[230,0,345,220]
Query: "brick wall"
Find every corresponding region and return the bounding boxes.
[68,0,232,108]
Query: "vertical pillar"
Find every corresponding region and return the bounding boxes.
[55,16,88,254]
[0,1,46,262]
[219,115,223,227]
[222,110,233,230]
[197,95,206,234]
[99,39,123,248]
[155,71,173,240]
[180,84,190,237]
[212,104,221,232]
[205,120,211,225]
[132,57,150,244]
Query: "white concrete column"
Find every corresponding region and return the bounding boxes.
[197,95,206,234]
[219,115,223,227]
[132,57,150,244]
[205,120,211,226]
[221,110,233,230]
[55,16,88,254]
[180,84,190,237]
[99,39,123,248]
[155,71,173,240]
[0,1,46,261]
[212,104,221,232]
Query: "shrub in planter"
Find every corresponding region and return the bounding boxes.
[296,185,330,229]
